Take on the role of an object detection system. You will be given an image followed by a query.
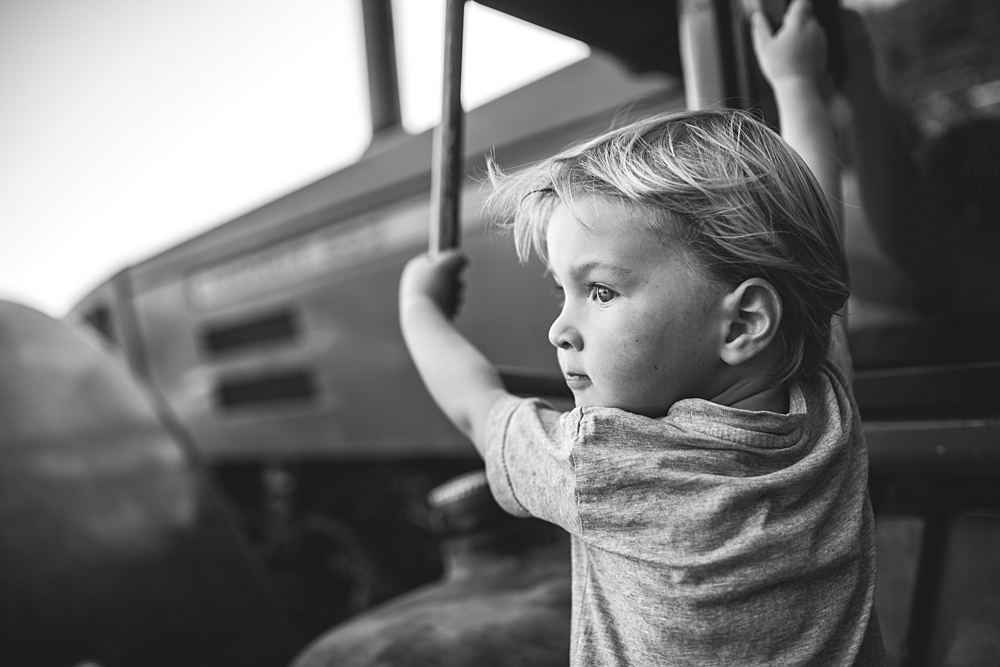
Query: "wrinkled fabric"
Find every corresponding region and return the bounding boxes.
[484,358,884,666]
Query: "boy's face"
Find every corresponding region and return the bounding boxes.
[546,198,728,418]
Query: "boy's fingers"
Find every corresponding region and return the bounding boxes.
[430,248,468,270]
[437,248,466,262]
[750,11,772,47]
[784,0,815,28]
[742,0,763,15]
[444,250,469,272]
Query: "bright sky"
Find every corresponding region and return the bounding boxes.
[0,0,587,316]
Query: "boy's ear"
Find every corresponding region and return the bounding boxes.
[719,278,782,367]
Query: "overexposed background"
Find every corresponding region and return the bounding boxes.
[0,0,587,316]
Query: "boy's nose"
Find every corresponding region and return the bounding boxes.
[548,311,582,350]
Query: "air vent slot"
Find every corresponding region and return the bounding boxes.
[202,310,298,356]
[216,370,317,409]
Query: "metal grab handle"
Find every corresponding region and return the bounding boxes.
[429,0,466,253]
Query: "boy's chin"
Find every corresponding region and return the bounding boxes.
[570,386,614,408]
[591,395,673,419]
[572,393,663,417]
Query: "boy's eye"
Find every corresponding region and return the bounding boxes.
[591,285,616,303]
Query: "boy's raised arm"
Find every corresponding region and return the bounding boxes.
[751,0,841,221]
[398,250,510,456]
[752,0,852,372]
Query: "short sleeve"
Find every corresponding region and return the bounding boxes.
[483,395,583,534]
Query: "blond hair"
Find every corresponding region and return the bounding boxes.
[485,109,849,385]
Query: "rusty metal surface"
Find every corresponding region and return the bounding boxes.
[0,301,296,666]
[288,469,572,667]
[290,543,571,667]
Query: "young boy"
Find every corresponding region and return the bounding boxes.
[399,0,885,664]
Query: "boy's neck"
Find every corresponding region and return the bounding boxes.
[709,349,790,414]
[726,382,790,414]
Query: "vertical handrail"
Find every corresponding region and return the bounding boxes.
[902,511,951,667]
[677,0,753,113]
[361,0,402,136]
[677,0,730,110]
[429,0,466,253]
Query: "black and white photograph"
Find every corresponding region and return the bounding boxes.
[1,1,998,665]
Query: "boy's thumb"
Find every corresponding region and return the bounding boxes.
[750,11,772,45]
[435,248,468,270]
[750,11,770,34]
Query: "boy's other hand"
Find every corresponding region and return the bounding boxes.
[399,250,468,320]
[751,0,828,88]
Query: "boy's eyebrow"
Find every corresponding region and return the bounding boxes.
[560,260,636,280]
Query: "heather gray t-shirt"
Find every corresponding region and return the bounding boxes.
[483,358,885,666]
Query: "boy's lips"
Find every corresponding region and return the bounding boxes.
[563,372,592,390]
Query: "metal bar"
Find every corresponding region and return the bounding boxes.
[677,0,743,110]
[429,0,466,253]
[361,0,402,135]
[112,267,152,380]
[854,360,1000,419]
[901,512,950,667]
[865,419,1000,477]
[713,0,745,106]
[728,0,783,128]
